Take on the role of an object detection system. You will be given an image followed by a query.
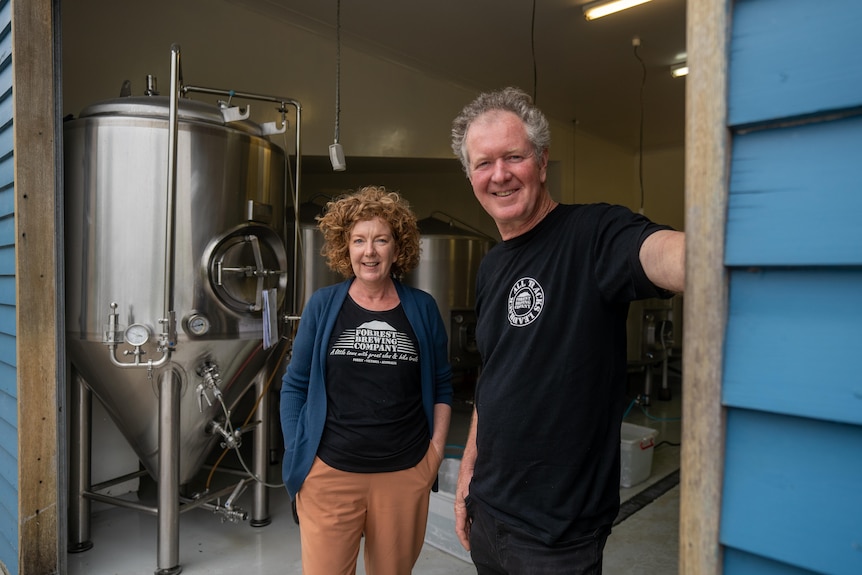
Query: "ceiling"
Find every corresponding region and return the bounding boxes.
[235,0,687,153]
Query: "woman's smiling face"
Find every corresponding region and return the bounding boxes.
[348,216,398,285]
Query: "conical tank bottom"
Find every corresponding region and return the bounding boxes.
[68,337,282,485]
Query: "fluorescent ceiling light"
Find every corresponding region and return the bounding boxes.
[670,63,689,78]
[583,0,653,21]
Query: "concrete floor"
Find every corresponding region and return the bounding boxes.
[66,366,682,575]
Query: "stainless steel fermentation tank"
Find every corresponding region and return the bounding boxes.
[404,214,495,388]
[64,46,302,575]
[289,197,343,313]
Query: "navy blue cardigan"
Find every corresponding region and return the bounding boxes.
[279,278,453,498]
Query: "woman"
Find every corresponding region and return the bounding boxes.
[280,186,453,575]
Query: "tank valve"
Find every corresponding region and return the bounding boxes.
[190,483,250,524]
[207,420,243,450]
[103,302,122,345]
[214,506,248,524]
[196,361,224,412]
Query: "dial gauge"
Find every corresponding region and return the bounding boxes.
[123,323,150,347]
[187,314,211,336]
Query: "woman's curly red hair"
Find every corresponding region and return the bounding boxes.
[317,186,421,279]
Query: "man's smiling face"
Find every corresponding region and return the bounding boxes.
[465,110,549,240]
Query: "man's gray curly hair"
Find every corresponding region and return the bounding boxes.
[450,86,551,173]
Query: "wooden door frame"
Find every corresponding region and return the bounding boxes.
[12,0,62,573]
[680,0,730,574]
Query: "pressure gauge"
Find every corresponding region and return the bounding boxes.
[187,314,211,336]
[123,323,151,347]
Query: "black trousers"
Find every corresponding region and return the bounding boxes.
[467,498,610,575]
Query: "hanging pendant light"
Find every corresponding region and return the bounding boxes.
[330,0,346,171]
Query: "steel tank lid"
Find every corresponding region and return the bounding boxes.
[289,197,334,224]
[417,214,496,241]
[75,95,265,136]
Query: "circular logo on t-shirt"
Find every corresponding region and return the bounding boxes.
[507,277,545,327]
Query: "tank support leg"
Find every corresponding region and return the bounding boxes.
[250,370,271,527]
[642,364,652,407]
[156,369,182,575]
[68,368,94,553]
[658,356,673,401]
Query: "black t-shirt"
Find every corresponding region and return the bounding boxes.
[318,296,429,473]
[470,203,671,544]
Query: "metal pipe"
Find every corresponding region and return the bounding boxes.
[162,44,181,352]
[291,106,302,319]
[105,302,169,369]
[662,356,669,395]
[157,368,182,575]
[643,363,653,407]
[223,477,252,512]
[67,369,93,553]
[84,491,157,515]
[89,469,148,493]
[82,479,250,516]
[251,370,270,526]
[109,348,170,370]
[180,84,303,318]
[178,481,253,513]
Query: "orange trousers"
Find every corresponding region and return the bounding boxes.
[296,444,442,575]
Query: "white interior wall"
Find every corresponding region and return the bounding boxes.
[572,129,637,207]
[641,146,685,231]
[570,130,684,232]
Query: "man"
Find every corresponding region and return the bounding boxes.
[450,87,685,574]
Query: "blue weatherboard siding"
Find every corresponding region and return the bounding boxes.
[722,269,862,426]
[722,410,862,573]
[721,0,862,573]
[724,548,823,575]
[0,0,14,572]
[725,117,862,266]
[728,0,862,127]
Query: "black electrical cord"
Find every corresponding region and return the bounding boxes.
[531,0,538,102]
[334,0,342,145]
